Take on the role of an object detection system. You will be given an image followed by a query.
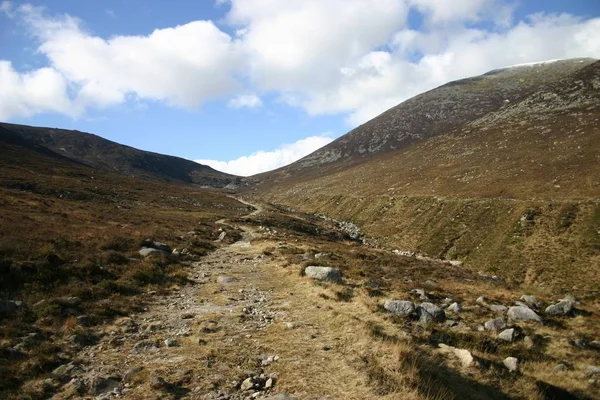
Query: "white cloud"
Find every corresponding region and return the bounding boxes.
[227,0,409,92]
[288,13,600,125]
[196,134,334,176]
[228,94,263,109]
[0,4,242,119]
[0,61,73,119]
[0,1,599,127]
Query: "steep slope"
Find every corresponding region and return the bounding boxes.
[0,122,240,188]
[258,60,600,293]
[254,58,595,183]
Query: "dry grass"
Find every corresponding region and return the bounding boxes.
[0,140,248,397]
[243,205,600,399]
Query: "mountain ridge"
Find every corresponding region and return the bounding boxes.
[0,122,241,188]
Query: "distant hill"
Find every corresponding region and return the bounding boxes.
[0,122,240,188]
[253,58,596,183]
[255,58,600,292]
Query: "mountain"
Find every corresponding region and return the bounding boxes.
[0,122,240,188]
[254,58,596,183]
[255,58,600,293]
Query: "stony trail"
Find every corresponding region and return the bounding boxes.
[51,202,385,400]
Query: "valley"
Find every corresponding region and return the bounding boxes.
[1,57,599,400]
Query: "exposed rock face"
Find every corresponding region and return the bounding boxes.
[383,300,415,317]
[304,266,342,283]
[545,300,574,316]
[508,306,543,324]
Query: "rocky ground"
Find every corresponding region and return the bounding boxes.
[12,199,600,400]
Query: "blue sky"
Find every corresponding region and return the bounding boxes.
[1,0,599,175]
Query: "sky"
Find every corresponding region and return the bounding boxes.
[1,0,599,176]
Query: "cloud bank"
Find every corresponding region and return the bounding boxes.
[0,1,599,124]
[196,134,333,176]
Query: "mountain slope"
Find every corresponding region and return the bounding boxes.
[254,58,595,183]
[0,122,240,187]
[256,59,600,292]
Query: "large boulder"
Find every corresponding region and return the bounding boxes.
[545,300,574,316]
[417,302,446,323]
[383,300,415,317]
[304,266,342,283]
[508,306,543,324]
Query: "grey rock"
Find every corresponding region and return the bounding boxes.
[484,318,507,331]
[586,365,600,375]
[383,300,415,317]
[217,275,235,284]
[216,231,227,242]
[489,304,508,313]
[151,377,168,390]
[447,302,462,313]
[520,295,543,308]
[545,300,574,316]
[265,378,274,389]
[139,247,165,257]
[143,239,171,252]
[417,302,446,323]
[164,338,178,347]
[503,357,519,372]
[507,306,543,324]
[476,296,488,305]
[240,377,254,391]
[523,336,534,348]
[498,328,517,342]
[304,266,342,283]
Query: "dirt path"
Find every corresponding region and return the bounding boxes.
[51,200,394,400]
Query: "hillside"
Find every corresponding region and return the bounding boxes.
[255,59,600,293]
[253,58,596,183]
[0,122,240,188]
